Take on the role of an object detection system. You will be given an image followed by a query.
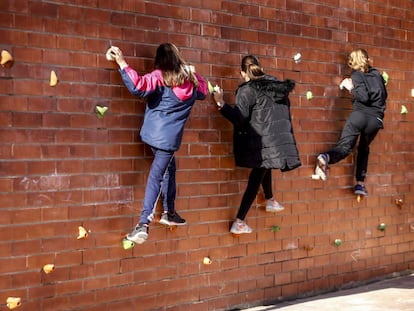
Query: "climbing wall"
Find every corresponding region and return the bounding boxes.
[1,1,413,310]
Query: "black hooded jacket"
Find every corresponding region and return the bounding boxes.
[220,75,301,171]
[350,67,387,119]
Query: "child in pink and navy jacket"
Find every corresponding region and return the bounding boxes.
[107,43,207,244]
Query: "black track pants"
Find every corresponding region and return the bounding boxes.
[236,168,273,220]
[326,110,383,182]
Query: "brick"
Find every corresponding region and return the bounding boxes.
[29,1,58,17]
[28,32,57,49]
[0,256,27,275]
[0,1,412,310]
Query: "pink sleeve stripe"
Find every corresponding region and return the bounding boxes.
[124,67,164,92]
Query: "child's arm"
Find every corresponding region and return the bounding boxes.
[120,67,163,97]
[107,46,162,98]
[194,73,208,100]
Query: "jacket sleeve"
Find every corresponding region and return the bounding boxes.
[220,103,243,126]
[351,71,370,104]
[220,86,255,127]
[120,67,163,97]
[195,73,208,100]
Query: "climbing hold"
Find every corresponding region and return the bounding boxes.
[42,264,55,274]
[334,239,342,246]
[95,105,109,118]
[395,198,404,208]
[6,297,21,310]
[1,50,13,67]
[382,71,389,85]
[203,257,212,265]
[50,70,58,86]
[77,226,88,239]
[184,64,195,73]
[105,47,115,61]
[208,81,215,94]
[293,52,302,63]
[306,91,313,100]
[208,81,221,94]
[271,225,281,232]
[303,245,314,251]
[378,223,387,231]
[122,238,135,250]
[400,105,408,115]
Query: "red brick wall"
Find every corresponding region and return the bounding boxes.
[1,1,413,310]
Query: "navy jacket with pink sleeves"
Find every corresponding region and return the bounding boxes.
[120,67,207,151]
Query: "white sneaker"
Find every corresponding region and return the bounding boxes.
[230,219,253,234]
[315,153,329,181]
[266,198,285,212]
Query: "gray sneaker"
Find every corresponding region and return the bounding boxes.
[126,224,149,244]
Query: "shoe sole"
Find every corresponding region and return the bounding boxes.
[126,233,148,245]
[230,229,252,234]
[159,219,187,226]
[266,207,285,213]
[354,190,367,196]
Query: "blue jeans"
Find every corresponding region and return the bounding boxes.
[139,148,176,224]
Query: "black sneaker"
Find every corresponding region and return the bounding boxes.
[354,184,368,196]
[159,212,186,226]
[126,224,149,244]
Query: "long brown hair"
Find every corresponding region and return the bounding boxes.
[241,55,265,80]
[154,43,198,87]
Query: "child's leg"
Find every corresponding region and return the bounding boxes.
[236,168,268,220]
[355,115,382,182]
[158,156,186,225]
[327,111,364,164]
[139,148,175,224]
[161,156,176,213]
[316,111,364,181]
[261,169,273,200]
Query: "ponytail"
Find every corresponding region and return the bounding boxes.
[241,55,265,80]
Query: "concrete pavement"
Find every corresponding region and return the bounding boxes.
[242,273,414,311]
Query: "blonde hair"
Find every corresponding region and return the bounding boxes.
[154,43,198,87]
[347,49,371,73]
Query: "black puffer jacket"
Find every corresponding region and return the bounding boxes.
[220,75,301,171]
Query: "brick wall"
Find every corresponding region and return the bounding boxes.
[1,0,413,310]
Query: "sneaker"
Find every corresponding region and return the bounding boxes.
[159,211,187,226]
[315,153,329,181]
[266,198,285,213]
[354,184,368,196]
[126,224,149,244]
[230,219,253,235]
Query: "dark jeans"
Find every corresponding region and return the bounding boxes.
[326,110,383,182]
[236,168,273,220]
[139,147,176,224]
